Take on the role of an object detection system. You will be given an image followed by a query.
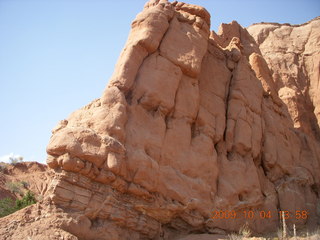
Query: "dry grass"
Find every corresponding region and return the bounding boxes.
[227,226,320,240]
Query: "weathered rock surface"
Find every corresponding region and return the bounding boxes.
[1,1,319,239]
[247,17,320,140]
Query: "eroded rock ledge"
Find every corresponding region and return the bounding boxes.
[4,1,319,239]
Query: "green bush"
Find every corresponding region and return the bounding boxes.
[0,198,16,217]
[16,191,36,209]
[0,191,37,218]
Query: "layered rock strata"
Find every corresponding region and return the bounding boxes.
[44,1,320,239]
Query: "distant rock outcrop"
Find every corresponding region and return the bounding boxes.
[1,1,319,239]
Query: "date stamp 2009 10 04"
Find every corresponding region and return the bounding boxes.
[211,210,308,220]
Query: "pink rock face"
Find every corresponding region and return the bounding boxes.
[46,1,320,239]
[247,18,320,140]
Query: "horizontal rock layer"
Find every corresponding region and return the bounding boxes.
[43,1,319,239]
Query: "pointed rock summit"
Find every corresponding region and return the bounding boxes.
[1,1,319,239]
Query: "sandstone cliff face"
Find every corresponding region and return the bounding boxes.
[31,1,320,239]
[247,18,320,140]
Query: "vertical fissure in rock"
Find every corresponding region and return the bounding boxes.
[223,73,233,142]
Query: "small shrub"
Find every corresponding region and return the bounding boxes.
[9,156,23,165]
[0,198,16,217]
[5,181,23,195]
[0,191,37,218]
[16,191,36,209]
[239,223,251,238]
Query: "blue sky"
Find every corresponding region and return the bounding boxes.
[0,0,319,164]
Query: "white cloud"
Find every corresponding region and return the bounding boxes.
[0,153,23,163]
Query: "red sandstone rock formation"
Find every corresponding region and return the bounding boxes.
[247,17,320,140]
[0,1,319,239]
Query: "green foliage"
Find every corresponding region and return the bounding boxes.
[16,191,36,209]
[0,191,37,218]
[0,198,16,217]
